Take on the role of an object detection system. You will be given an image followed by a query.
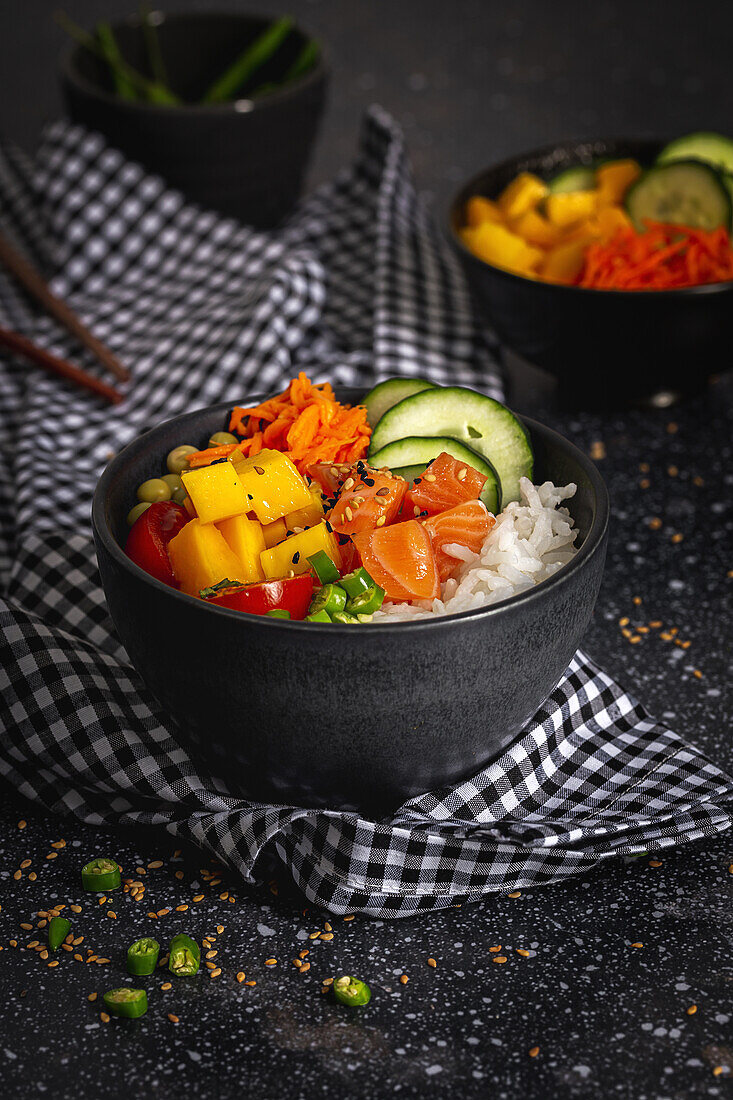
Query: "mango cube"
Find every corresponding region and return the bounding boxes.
[181,462,249,525]
[168,519,249,597]
[545,190,597,229]
[540,238,592,284]
[217,514,265,585]
[260,521,342,580]
[229,448,312,524]
[284,485,325,531]
[595,159,641,205]
[465,195,503,226]
[262,517,288,548]
[510,208,559,248]
[497,172,548,220]
[461,222,543,277]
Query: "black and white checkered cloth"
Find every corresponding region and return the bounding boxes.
[1,107,732,918]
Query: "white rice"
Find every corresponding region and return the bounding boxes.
[370,477,579,622]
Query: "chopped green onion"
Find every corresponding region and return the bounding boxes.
[202,17,294,103]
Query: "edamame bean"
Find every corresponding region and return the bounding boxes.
[166,445,198,475]
[208,431,239,447]
[161,473,184,493]
[137,478,171,504]
[127,501,152,526]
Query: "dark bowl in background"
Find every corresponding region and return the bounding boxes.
[61,11,328,227]
[92,389,609,815]
[448,138,733,409]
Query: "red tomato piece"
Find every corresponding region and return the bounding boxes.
[329,466,407,536]
[351,520,440,603]
[407,452,488,516]
[424,500,495,582]
[203,575,314,619]
[125,501,189,587]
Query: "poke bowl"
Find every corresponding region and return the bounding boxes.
[448,134,733,407]
[92,379,609,813]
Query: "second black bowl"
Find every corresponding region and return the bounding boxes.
[61,12,328,226]
[448,138,733,408]
[92,390,608,814]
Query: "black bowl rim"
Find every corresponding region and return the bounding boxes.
[92,390,610,634]
[446,136,733,297]
[61,9,328,117]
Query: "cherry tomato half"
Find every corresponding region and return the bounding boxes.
[125,501,189,587]
[203,575,314,620]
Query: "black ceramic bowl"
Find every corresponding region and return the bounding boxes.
[92,389,609,814]
[448,138,733,408]
[61,12,328,226]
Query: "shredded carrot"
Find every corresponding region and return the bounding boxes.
[578,221,733,290]
[222,372,371,474]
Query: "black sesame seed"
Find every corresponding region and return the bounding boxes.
[325,520,333,533]
[338,534,350,545]
[413,477,422,484]
[292,551,300,564]
[362,476,375,486]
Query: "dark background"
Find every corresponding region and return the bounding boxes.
[2,3,733,1099]
[4,0,733,214]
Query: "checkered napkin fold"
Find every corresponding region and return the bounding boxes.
[1,108,732,918]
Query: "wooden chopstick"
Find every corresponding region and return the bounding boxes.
[0,230,130,382]
[0,326,124,404]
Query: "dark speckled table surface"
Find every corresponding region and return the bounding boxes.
[2,2,733,1098]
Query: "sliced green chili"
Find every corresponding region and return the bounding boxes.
[305,609,332,623]
[333,974,371,1006]
[309,583,347,617]
[307,550,340,585]
[345,583,385,617]
[266,609,291,619]
[331,611,359,624]
[169,934,200,976]
[339,567,375,599]
[81,857,121,891]
[127,937,160,976]
[48,915,71,952]
[103,987,148,1018]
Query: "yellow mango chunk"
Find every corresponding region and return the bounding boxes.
[540,238,592,284]
[284,485,324,531]
[498,173,548,220]
[230,448,312,524]
[260,521,342,581]
[262,517,288,548]
[462,221,543,277]
[595,159,641,205]
[510,208,559,248]
[465,195,503,226]
[168,519,248,597]
[181,462,249,525]
[545,190,598,228]
[592,205,633,241]
[217,514,265,585]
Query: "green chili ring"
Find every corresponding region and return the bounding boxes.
[81,857,122,892]
[103,987,148,1019]
[127,937,160,976]
[333,974,371,1006]
[169,933,200,976]
[48,916,71,952]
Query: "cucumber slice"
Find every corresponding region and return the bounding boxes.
[369,387,532,505]
[362,377,437,429]
[657,132,733,175]
[370,435,501,513]
[548,165,596,194]
[391,464,427,485]
[625,161,732,232]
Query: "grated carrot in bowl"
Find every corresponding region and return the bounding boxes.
[185,372,371,475]
[577,221,733,290]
